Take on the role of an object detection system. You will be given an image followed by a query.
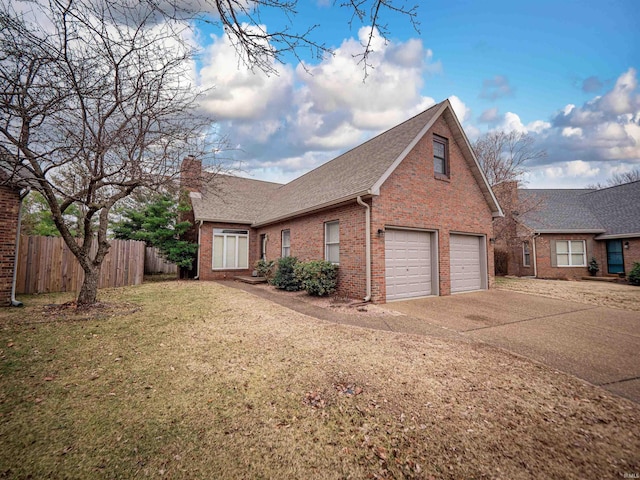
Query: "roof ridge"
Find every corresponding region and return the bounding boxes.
[277,101,444,188]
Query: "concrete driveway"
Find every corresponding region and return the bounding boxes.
[386,290,640,404]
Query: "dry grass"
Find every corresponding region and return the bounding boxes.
[496,276,640,311]
[1,281,639,479]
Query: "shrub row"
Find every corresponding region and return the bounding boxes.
[264,256,338,296]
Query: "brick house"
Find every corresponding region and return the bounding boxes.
[183,100,503,303]
[0,172,23,306]
[494,181,640,280]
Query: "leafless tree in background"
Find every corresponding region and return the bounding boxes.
[149,0,420,76]
[0,0,214,305]
[473,130,547,187]
[474,131,546,275]
[587,168,640,189]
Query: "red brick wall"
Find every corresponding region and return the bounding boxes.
[195,116,497,303]
[533,234,605,280]
[623,239,640,275]
[0,185,21,306]
[197,222,256,280]
[371,116,495,301]
[255,202,367,300]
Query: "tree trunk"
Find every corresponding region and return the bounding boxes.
[77,264,100,306]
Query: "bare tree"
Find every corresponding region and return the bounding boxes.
[473,130,547,187]
[586,168,640,189]
[475,131,547,275]
[149,0,420,76]
[0,0,214,305]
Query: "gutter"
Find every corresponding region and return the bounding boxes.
[193,220,203,280]
[252,190,372,228]
[356,196,371,302]
[11,189,29,307]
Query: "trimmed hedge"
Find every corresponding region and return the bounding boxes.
[294,260,338,296]
[272,256,302,291]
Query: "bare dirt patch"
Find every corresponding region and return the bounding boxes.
[496,276,640,311]
[1,281,639,479]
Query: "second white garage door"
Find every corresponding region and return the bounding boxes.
[385,229,433,301]
[450,234,484,293]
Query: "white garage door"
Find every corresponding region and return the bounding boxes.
[385,229,433,301]
[450,234,484,293]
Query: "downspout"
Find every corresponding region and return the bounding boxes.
[193,220,203,280]
[11,189,29,307]
[532,233,539,278]
[356,196,371,302]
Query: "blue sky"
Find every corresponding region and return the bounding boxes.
[194,0,640,188]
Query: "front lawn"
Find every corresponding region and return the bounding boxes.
[1,281,638,479]
[496,276,640,311]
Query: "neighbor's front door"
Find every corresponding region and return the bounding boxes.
[606,240,624,274]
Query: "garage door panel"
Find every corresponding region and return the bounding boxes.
[385,229,433,301]
[450,234,484,293]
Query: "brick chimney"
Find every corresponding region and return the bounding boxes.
[180,156,202,192]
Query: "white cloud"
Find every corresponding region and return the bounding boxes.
[195,25,440,180]
[198,28,295,120]
[565,160,600,178]
[448,95,471,123]
[562,127,583,138]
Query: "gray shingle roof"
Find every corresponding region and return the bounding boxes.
[252,103,443,225]
[190,174,282,224]
[519,181,640,236]
[191,100,502,226]
[583,180,640,236]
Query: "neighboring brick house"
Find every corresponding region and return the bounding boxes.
[494,181,640,280]
[0,174,22,306]
[183,100,503,303]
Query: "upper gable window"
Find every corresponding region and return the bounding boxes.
[433,135,449,177]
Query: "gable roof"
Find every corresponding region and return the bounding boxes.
[192,99,503,226]
[190,174,282,224]
[518,181,640,237]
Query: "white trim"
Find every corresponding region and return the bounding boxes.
[251,191,372,227]
[522,241,531,267]
[371,102,447,195]
[212,229,249,270]
[281,229,291,258]
[535,229,605,234]
[595,232,640,240]
[324,220,340,265]
[555,239,587,267]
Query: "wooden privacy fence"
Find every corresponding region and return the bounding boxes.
[16,236,145,294]
[145,246,177,274]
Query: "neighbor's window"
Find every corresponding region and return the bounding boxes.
[325,221,340,264]
[523,241,531,267]
[281,229,291,258]
[556,240,586,267]
[433,135,449,176]
[212,229,249,269]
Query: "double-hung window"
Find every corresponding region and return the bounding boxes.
[213,229,249,269]
[523,241,531,267]
[281,229,291,258]
[325,221,339,264]
[555,240,586,267]
[433,135,449,177]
